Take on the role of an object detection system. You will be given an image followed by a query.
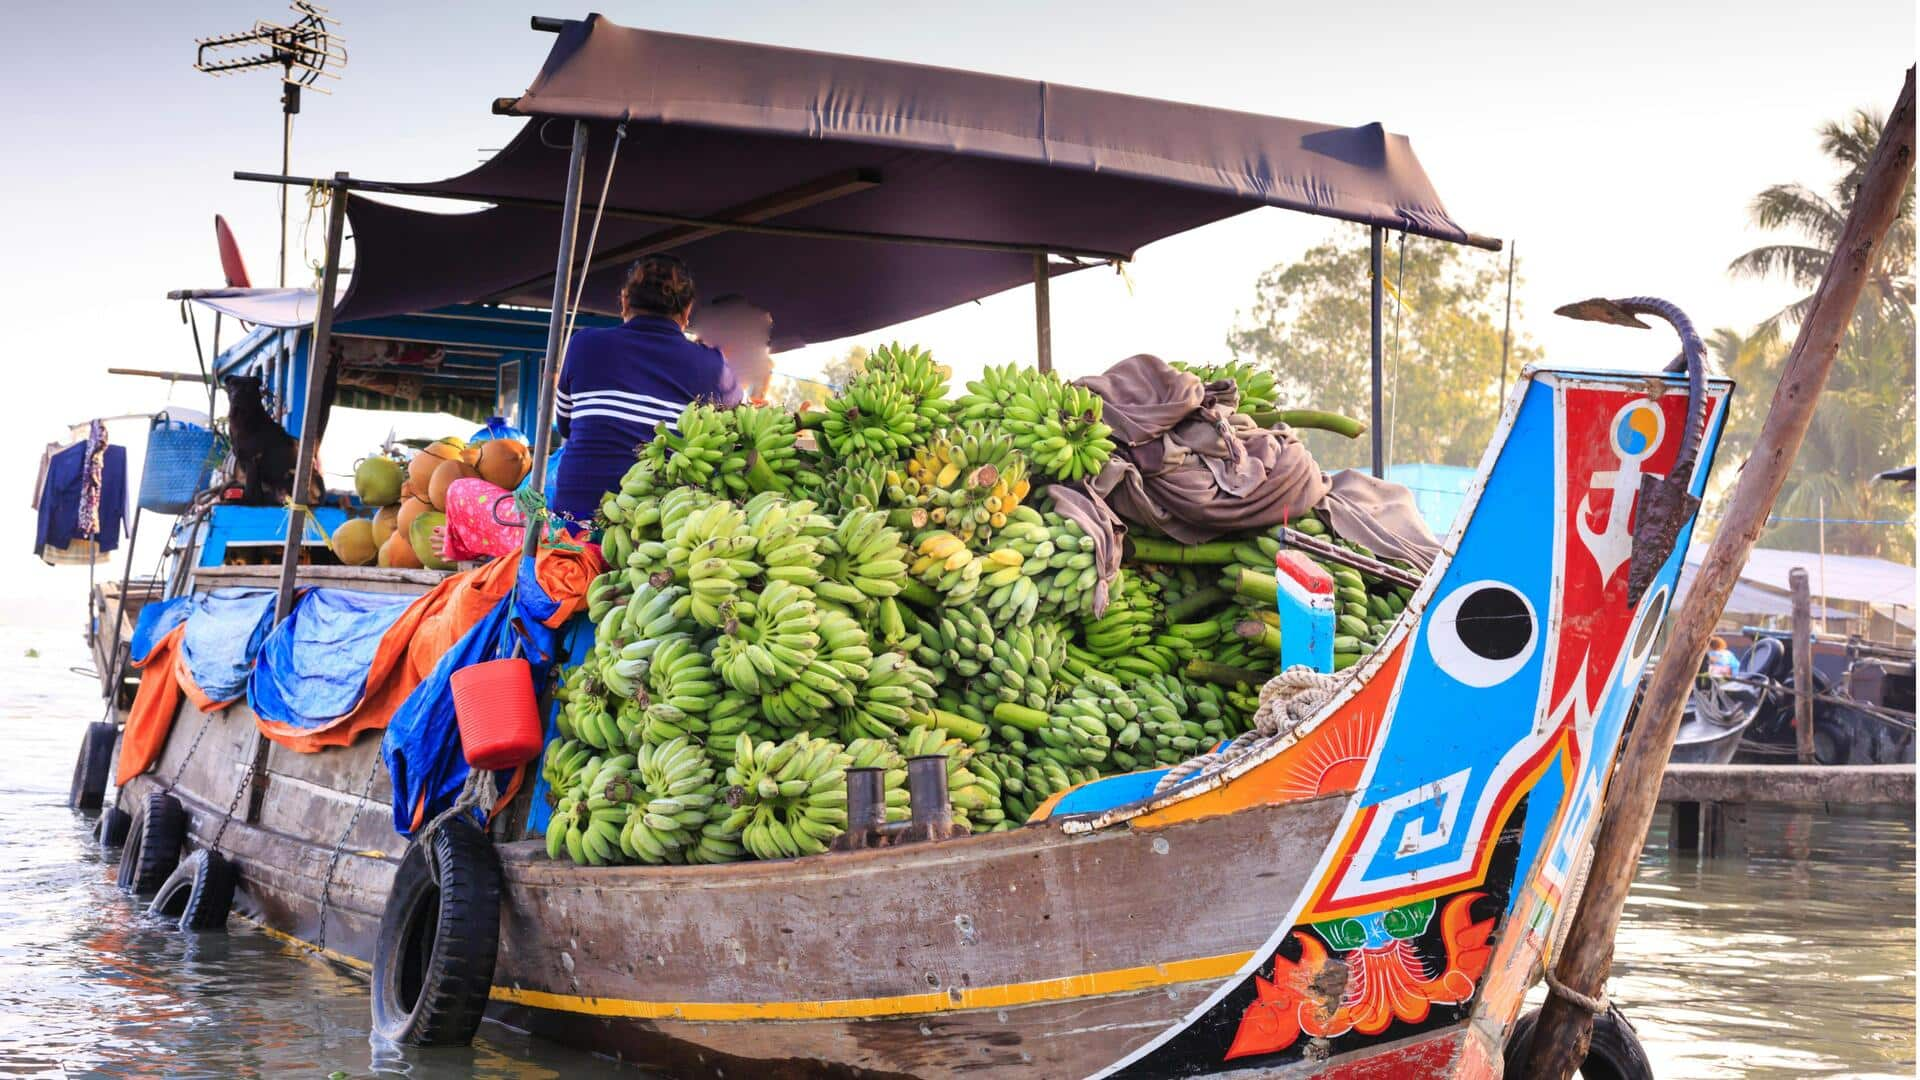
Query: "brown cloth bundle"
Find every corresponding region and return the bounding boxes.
[1076,353,1440,570]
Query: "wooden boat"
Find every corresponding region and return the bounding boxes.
[83,17,1737,1077]
[106,363,1733,1077]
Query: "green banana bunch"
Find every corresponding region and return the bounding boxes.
[539,738,595,800]
[722,732,851,859]
[973,749,1092,826]
[565,686,624,751]
[820,370,923,459]
[711,579,824,697]
[966,622,1065,718]
[637,634,720,745]
[992,683,1110,771]
[1108,673,1229,771]
[908,530,984,605]
[897,724,1001,832]
[730,405,823,496]
[819,448,892,516]
[836,650,939,743]
[865,342,953,427]
[814,507,911,609]
[761,603,871,732]
[545,752,637,866]
[585,569,637,624]
[1077,569,1158,660]
[654,403,737,491]
[899,603,995,687]
[1168,359,1280,415]
[955,365,1114,482]
[609,736,732,864]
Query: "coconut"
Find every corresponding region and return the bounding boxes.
[395,496,432,539]
[409,509,454,570]
[371,504,400,547]
[353,456,406,507]
[422,437,466,463]
[329,517,378,566]
[406,452,440,495]
[381,529,423,570]
[428,458,481,510]
[477,439,532,490]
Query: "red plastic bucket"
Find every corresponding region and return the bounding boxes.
[450,658,544,770]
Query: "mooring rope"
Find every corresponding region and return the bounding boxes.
[1152,666,1353,795]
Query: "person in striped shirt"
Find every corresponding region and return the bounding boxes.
[552,255,741,527]
[433,255,739,562]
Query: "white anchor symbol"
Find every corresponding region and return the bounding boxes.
[1577,404,1664,584]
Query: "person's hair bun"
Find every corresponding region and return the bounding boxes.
[622,255,697,317]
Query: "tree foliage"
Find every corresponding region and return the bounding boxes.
[1719,109,1915,561]
[1225,229,1538,471]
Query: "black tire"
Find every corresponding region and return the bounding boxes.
[371,818,501,1046]
[97,806,132,849]
[149,849,239,931]
[116,792,187,895]
[1503,1004,1653,1080]
[69,721,118,811]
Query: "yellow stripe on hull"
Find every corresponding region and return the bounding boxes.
[491,951,1252,1022]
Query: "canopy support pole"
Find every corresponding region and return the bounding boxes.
[272,172,349,625]
[1034,253,1053,373]
[1369,226,1385,477]
[523,120,591,559]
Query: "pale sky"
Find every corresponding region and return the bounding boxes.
[0,1,1911,629]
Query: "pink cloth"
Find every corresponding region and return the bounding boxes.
[442,477,526,561]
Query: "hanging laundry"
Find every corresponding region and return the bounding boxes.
[34,433,127,565]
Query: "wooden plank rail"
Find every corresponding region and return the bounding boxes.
[1659,763,1915,805]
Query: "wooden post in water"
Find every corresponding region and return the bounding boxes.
[1790,567,1817,763]
[1525,67,1915,1079]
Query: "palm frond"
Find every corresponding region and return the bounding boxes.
[1746,183,1844,240]
[1727,243,1833,289]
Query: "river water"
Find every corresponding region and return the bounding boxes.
[1,627,1911,1078]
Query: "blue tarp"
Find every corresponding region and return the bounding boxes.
[381,555,573,835]
[128,595,192,665]
[250,588,416,730]
[178,589,278,703]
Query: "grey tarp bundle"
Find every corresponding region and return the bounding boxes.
[1077,354,1440,569]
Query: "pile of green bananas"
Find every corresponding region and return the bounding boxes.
[891,425,1032,546]
[837,650,939,742]
[898,725,1001,832]
[818,343,952,459]
[956,365,1115,482]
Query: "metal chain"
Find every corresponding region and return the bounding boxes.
[209,743,260,851]
[164,709,218,790]
[315,758,381,949]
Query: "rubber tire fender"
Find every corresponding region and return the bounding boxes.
[116,791,188,895]
[148,848,239,930]
[371,818,501,1047]
[70,721,118,811]
[97,806,132,850]
[1503,1004,1654,1080]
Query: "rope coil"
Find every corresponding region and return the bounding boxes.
[1152,665,1353,796]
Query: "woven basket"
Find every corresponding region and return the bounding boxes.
[139,418,225,515]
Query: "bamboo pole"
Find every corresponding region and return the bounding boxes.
[521,120,590,558]
[1525,67,1914,1078]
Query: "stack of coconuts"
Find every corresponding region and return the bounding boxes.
[330,435,533,570]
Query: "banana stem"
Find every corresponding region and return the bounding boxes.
[992,701,1051,733]
[926,708,988,743]
[795,409,827,431]
[1164,586,1230,623]
[1250,408,1367,439]
[1184,658,1272,689]
[1127,536,1240,564]
[1235,619,1282,652]
[1236,569,1279,605]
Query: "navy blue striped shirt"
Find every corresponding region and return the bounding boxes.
[554,315,740,522]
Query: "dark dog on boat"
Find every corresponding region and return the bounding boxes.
[223,374,327,505]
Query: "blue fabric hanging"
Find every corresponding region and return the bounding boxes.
[128,596,193,665]
[250,588,416,730]
[381,555,571,835]
[35,442,127,557]
[179,589,278,703]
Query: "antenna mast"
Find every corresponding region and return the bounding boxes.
[193,2,347,287]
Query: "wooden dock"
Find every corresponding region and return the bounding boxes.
[1659,763,1914,856]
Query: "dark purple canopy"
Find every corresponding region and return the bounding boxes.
[331,14,1489,349]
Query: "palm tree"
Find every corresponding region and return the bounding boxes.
[1729,109,1916,343]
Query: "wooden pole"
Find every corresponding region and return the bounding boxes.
[1034,253,1053,374]
[1525,67,1914,1078]
[1369,226,1385,477]
[272,171,349,624]
[521,120,590,558]
[1791,567,1817,763]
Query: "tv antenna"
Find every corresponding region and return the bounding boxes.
[194,2,347,287]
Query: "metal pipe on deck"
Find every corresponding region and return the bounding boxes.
[522,120,590,558]
[273,172,350,624]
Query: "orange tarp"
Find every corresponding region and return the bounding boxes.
[116,546,602,783]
